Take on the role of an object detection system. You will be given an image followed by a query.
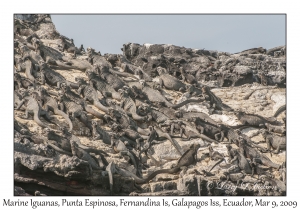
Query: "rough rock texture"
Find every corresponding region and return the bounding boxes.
[14,15,286,196]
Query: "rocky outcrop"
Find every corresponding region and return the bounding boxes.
[14,15,286,196]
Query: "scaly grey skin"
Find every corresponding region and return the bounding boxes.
[180,67,198,85]
[138,126,160,158]
[178,121,219,144]
[273,104,286,117]
[96,64,126,91]
[111,123,146,149]
[14,72,34,90]
[91,120,111,145]
[128,81,204,109]
[206,146,226,173]
[238,138,280,169]
[265,123,286,135]
[261,130,286,154]
[60,83,109,121]
[52,127,108,158]
[202,86,232,112]
[110,134,140,176]
[138,144,200,183]
[249,159,274,179]
[57,91,93,132]
[21,129,73,156]
[86,70,121,101]
[235,111,278,127]
[226,144,252,174]
[15,91,53,129]
[76,77,110,113]
[157,67,187,92]
[119,88,149,122]
[178,111,220,127]
[137,103,178,123]
[154,126,183,155]
[23,57,36,82]
[70,140,101,171]
[191,117,224,142]
[35,86,73,132]
[39,61,79,89]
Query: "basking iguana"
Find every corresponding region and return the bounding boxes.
[76,77,110,113]
[235,111,278,127]
[86,70,121,101]
[202,86,232,112]
[15,91,53,129]
[261,130,286,154]
[35,86,73,132]
[140,144,200,183]
[119,88,149,122]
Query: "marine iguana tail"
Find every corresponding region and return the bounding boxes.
[207,158,225,172]
[140,144,200,183]
[169,98,205,109]
[53,109,73,132]
[274,105,286,117]
[154,126,183,155]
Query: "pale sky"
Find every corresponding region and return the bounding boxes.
[51,15,285,55]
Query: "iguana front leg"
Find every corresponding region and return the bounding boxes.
[15,99,25,110]
[77,85,85,97]
[159,78,164,89]
[23,108,29,119]
[180,127,184,138]
[16,80,23,89]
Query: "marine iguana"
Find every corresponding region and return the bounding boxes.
[157,66,187,92]
[191,117,224,141]
[226,144,252,174]
[14,72,34,89]
[60,83,109,121]
[265,123,286,135]
[235,111,278,127]
[35,86,73,132]
[91,120,112,144]
[107,144,200,186]
[238,138,280,169]
[70,140,101,171]
[76,77,110,113]
[15,91,53,129]
[57,91,93,132]
[261,130,286,154]
[39,61,79,89]
[110,134,140,176]
[202,86,232,112]
[96,63,126,91]
[139,144,200,183]
[86,70,121,101]
[273,104,286,117]
[128,81,204,109]
[119,88,149,122]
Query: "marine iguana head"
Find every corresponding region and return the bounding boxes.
[156,66,167,75]
[190,144,201,152]
[175,110,183,118]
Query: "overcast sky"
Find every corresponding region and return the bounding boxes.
[51,15,285,54]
